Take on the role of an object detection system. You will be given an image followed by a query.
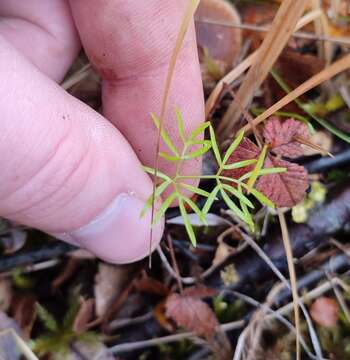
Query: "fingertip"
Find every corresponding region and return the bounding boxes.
[54,192,164,264]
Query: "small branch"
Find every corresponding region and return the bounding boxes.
[108,320,244,354]
[195,18,350,46]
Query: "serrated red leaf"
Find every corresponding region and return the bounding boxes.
[165,293,218,339]
[263,117,309,158]
[222,137,260,181]
[256,156,308,207]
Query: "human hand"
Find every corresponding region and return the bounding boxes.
[0,0,204,263]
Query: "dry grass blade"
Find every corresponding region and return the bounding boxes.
[149,0,200,265]
[241,53,350,133]
[277,209,300,360]
[218,0,309,139]
[61,63,92,90]
[205,9,322,119]
[0,329,39,360]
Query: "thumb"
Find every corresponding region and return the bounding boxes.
[0,38,163,264]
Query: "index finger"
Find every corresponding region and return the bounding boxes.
[69,0,205,184]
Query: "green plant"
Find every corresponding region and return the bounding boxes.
[142,109,286,245]
[32,301,98,359]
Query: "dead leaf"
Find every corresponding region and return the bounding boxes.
[256,156,308,207]
[182,285,218,298]
[301,131,332,156]
[73,298,95,335]
[195,0,241,74]
[154,300,175,332]
[134,271,169,297]
[11,294,36,338]
[165,293,219,339]
[310,296,339,328]
[263,117,309,158]
[0,278,12,312]
[94,263,131,318]
[52,257,80,293]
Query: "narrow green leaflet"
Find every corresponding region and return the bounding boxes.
[159,152,180,162]
[209,124,222,166]
[189,121,210,140]
[180,183,211,197]
[184,142,211,159]
[36,303,58,332]
[141,180,172,217]
[238,185,255,231]
[143,166,172,182]
[222,184,254,208]
[247,144,268,192]
[202,184,221,214]
[175,108,186,143]
[183,197,208,225]
[151,113,179,156]
[239,167,286,182]
[220,188,248,223]
[250,188,275,209]
[222,129,244,165]
[223,159,257,170]
[153,191,177,225]
[179,199,197,246]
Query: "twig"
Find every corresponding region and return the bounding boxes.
[226,290,320,360]
[238,231,323,359]
[108,320,244,354]
[0,242,75,273]
[277,209,301,360]
[195,19,350,46]
[166,234,183,292]
[157,245,195,285]
[109,312,154,331]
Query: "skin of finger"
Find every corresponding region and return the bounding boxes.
[0,35,154,234]
[0,0,80,82]
[69,1,205,190]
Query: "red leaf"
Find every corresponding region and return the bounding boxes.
[310,297,339,328]
[165,293,219,339]
[222,131,308,207]
[222,137,260,181]
[134,272,169,296]
[256,156,308,207]
[263,117,309,158]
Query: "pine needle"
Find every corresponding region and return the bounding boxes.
[277,209,300,360]
[241,53,350,133]
[218,0,309,138]
[149,0,200,267]
[205,9,322,119]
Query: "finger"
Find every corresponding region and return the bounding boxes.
[69,1,205,185]
[0,37,163,264]
[0,0,80,81]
